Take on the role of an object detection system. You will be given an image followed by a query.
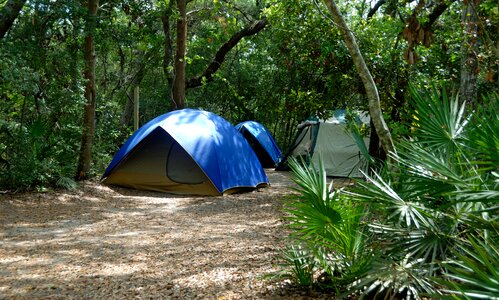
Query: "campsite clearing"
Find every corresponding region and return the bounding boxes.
[0,170,353,299]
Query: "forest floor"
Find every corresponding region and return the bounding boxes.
[0,170,354,300]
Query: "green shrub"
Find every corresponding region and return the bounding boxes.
[273,87,498,299]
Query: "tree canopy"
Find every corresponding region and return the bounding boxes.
[0,0,497,190]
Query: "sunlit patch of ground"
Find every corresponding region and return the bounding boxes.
[0,170,349,299]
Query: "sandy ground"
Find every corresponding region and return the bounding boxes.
[0,170,352,299]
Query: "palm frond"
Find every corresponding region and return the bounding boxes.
[284,156,374,290]
[266,244,316,288]
[351,255,439,300]
[286,156,342,240]
[404,227,452,271]
[349,171,433,229]
[464,93,499,172]
[409,85,468,155]
[392,142,468,195]
[436,236,499,300]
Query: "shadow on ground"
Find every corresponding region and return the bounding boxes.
[0,170,347,299]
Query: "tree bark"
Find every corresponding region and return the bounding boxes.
[76,0,99,180]
[161,0,175,85]
[424,0,457,30]
[186,18,267,89]
[0,0,26,39]
[366,0,386,20]
[172,0,187,109]
[459,0,479,107]
[119,51,147,127]
[323,0,396,157]
[368,119,386,169]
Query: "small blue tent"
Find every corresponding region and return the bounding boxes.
[102,109,269,195]
[235,121,282,168]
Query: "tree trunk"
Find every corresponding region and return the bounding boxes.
[76,0,99,180]
[133,86,139,131]
[172,0,187,109]
[459,0,479,107]
[119,75,145,128]
[161,0,175,107]
[120,50,146,127]
[0,0,26,39]
[161,0,175,84]
[323,0,396,157]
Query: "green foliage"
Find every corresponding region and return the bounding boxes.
[55,176,79,190]
[409,85,467,154]
[465,93,499,173]
[352,255,438,299]
[274,157,373,294]
[286,157,342,240]
[350,87,497,298]
[0,1,85,190]
[276,86,498,299]
[436,236,499,300]
[269,244,316,288]
[1,0,497,193]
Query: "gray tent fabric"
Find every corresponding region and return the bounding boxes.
[279,110,370,178]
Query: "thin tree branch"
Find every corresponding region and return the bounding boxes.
[186,7,211,16]
[367,0,386,20]
[322,0,396,158]
[186,18,267,89]
[221,0,254,23]
[423,0,457,30]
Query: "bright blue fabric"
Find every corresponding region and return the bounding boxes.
[235,121,282,165]
[103,109,269,193]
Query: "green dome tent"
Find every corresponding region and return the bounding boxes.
[277,110,370,178]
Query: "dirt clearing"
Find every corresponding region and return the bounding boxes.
[1,170,351,299]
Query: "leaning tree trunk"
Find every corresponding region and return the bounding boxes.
[323,0,395,157]
[172,0,187,109]
[76,0,99,180]
[459,0,479,107]
[0,0,26,39]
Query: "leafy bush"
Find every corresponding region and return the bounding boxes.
[273,87,498,299]
[269,244,317,288]
[272,157,373,295]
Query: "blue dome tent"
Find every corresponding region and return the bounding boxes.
[102,109,269,195]
[235,121,282,168]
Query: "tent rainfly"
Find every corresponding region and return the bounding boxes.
[102,109,269,195]
[277,110,370,178]
[235,121,282,168]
